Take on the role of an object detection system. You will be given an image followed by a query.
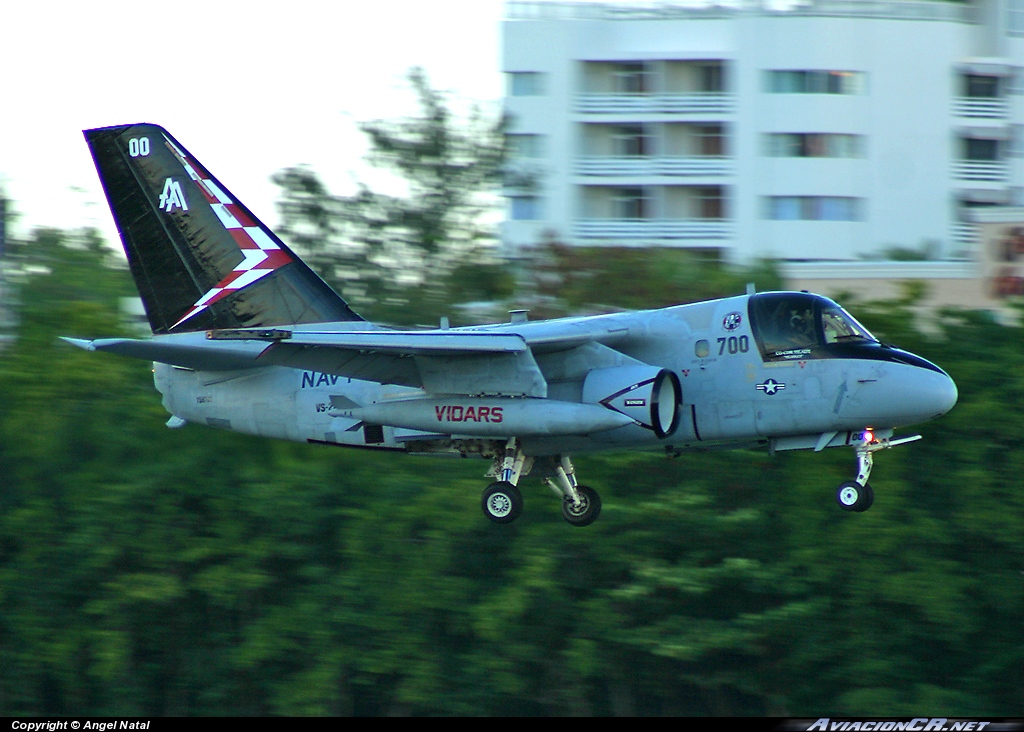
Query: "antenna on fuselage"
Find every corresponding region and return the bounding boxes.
[746,282,756,295]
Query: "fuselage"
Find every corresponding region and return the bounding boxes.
[153,291,958,459]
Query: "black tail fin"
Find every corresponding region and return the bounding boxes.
[85,123,362,333]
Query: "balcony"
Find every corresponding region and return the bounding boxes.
[508,1,969,22]
[952,98,1008,119]
[950,222,978,248]
[572,219,731,240]
[951,160,1009,182]
[575,93,734,115]
[574,156,732,177]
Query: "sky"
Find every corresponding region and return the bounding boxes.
[0,0,509,245]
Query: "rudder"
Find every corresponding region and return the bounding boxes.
[85,123,362,333]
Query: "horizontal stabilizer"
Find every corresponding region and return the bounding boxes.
[61,336,265,371]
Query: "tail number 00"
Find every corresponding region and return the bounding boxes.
[128,137,150,157]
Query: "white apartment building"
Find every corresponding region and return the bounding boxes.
[501,0,1024,266]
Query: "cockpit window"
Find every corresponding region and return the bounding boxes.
[749,293,818,357]
[748,292,877,361]
[821,306,875,344]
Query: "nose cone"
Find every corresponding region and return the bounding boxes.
[886,363,958,426]
[842,357,957,428]
[934,372,959,417]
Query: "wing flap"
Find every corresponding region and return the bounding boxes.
[211,328,529,355]
[253,329,547,395]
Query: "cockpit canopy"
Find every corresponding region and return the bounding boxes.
[748,292,877,362]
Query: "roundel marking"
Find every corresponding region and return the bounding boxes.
[723,312,743,331]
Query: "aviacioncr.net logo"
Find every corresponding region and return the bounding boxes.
[806,719,996,732]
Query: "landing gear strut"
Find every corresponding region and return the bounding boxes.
[480,445,602,526]
[835,430,921,512]
[481,437,529,524]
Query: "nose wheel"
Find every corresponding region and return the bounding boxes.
[836,481,874,512]
[834,431,920,512]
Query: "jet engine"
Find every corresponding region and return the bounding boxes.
[582,365,682,438]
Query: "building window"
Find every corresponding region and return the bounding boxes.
[1010,126,1024,158]
[507,134,544,158]
[764,196,862,221]
[612,125,652,156]
[1012,0,1024,35]
[509,196,541,220]
[963,138,1000,161]
[964,74,1000,98]
[1007,69,1024,95]
[764,133,864,158]
[695,187,726,219]
[698,62,726,92]
[613,63,649,94]
[695,125,727,156]
[509,72,545,96]
[662,123,728,157]
[766,70,865,95]
[613,188,651,219]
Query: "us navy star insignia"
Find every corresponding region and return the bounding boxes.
[756,378,786,395]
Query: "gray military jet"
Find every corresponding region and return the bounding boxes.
[66,124,958,526]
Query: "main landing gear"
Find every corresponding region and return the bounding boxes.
[481,439,602,527]
[835,430,921,512]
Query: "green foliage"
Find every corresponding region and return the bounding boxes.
[515,242,783,318]
[273,68,508,326]
[270,68,774,328]
[1,230,1023,715]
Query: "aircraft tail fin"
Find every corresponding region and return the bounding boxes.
[85,123,362,334]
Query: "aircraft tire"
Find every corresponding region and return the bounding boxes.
[562,485,602,527]
[482,481,523,524]
[836,481,874,512]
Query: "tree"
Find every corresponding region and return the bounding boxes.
[515,235,784,318]
[2,223,1022,715]
[274,68,511,325]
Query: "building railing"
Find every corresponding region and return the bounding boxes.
[507,1,970,23]
[575,93,734,115]
[952,98,1009,119]
[951,160,1009,182]
[573,219,731,239]
[575,156,733,176]
[950,222,978,248]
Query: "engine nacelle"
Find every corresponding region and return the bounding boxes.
[582,364,682,438]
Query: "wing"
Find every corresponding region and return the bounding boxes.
[66,315,639,398]
[250,330,549,397]
[66,328,559,397]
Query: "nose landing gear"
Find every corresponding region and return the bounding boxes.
[835,431,921,512]
[837,481,874,512]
